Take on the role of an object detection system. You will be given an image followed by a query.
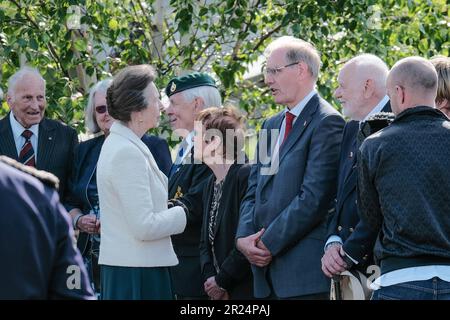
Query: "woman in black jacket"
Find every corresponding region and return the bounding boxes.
[196,107,253,300]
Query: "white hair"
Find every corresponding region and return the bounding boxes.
[182,85,222,109]
[264,36,321,80]
[346,54,389,94]
[7,66,46,98]
[85,78,113,133]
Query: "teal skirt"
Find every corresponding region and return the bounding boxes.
[101,265,173,300]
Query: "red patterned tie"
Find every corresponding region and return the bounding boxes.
[282,111,295,144]
[19,130,36,167]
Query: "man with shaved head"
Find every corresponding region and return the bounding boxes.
[357,57,450,300]
[322,54,391,285]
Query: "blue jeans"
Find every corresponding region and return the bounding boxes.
[372,277,450,300]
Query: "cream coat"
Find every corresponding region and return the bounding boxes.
[97,122,186,267]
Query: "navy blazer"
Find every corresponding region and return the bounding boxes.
[0,161,94,299]
[65,133,172,255]
[237,94,345,298]
[0,114,78,200]
[327,101,391,268]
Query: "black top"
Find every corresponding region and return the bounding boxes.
[200,163,253,299]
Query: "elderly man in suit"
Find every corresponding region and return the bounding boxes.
[0,66,78,200]
[236,36,345,299]
[0,156,94,299]
[321,54,391,281]
[165,72,221,299]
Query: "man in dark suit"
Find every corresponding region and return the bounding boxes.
[165,72,221,299]
[0,156,94,299]
[322,54,391,280]
[236,36,345,299]
[0,67,78,200]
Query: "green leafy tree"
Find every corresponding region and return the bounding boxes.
[0,0,448,142]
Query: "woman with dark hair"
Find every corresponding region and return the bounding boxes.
[196,106,253,300]
[97,65,186,300]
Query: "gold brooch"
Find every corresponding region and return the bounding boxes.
[174,186,183,199]
[170,82,177,92]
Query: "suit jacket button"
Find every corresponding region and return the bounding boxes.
[349,227,354,233]
[337,226,343,231]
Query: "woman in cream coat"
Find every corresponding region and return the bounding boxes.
[97,65,186,300]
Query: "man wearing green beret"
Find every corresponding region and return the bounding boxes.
[165,72,222,299]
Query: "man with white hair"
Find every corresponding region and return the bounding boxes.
[322,54,391,280]
[359,57,450,299]
[236,36,345,299]
[164,72,221,299]
[0,66,78,199]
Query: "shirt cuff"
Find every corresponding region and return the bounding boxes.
[324,235,343,252]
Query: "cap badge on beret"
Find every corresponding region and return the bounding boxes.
[165,72,217,98]
[170,82,177,93]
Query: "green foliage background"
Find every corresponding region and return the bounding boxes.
[0,0,448,141]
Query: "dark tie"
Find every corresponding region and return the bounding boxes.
[169,145,184,178]
[357,121,367,148]
[19,130,35,167]
[282,111,295,144]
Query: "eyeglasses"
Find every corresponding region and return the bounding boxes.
[263,62,300,77]
[95,105,107,114]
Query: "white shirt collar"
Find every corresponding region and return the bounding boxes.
[285,89,316,118]
[361,95,390,123]
[9,111,39,139]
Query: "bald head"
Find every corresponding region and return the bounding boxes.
[387,57,438,115]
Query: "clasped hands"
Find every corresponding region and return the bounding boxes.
[77,214,101,234]
[236,228,272,267]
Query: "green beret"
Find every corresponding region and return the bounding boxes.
[165,72,217,97]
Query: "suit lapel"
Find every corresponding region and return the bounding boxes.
[258,113,283,189]
[259,94,319,191]
[336,122,358,213]
[278,94,319,164]
[37,119,56,171]
[0,115,19,160]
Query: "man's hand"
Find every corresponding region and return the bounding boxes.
[204,276,227,300]
[321,243,347,278]
[77,214,99,234]
[237,229,272,267]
